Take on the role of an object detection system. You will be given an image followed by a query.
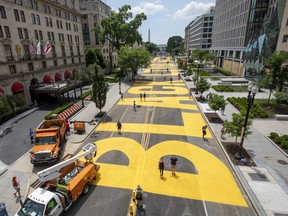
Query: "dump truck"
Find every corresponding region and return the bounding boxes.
[30,119,67,165]
[16,143,100,216]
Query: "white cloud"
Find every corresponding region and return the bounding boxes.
[173,1,214,20]
[131,2,166,15]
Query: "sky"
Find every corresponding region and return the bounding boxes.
[105,0,215,45]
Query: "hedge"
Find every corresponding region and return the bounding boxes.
[270,132,279,139]
[44,102,74,120]
[213,66,231,76]
[78,91,91,100]
[212,86,234,92]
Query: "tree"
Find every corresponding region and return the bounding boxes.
[0,95,12,115]
[208,94,227,112]
[143,42,159,54]
[117,46,150,78]
[266,51,288,92]
[224,113,252,144]
[256,74,276,104]
[192,49,216,63]
[93,5,147,68]
[91,66,108,111]
[85,48,107,69]
[274,92,288,105]
[196,77,211,98]
[166,36,183,54]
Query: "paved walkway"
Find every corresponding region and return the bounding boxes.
[0,79,134,215]
[184,75,288,215]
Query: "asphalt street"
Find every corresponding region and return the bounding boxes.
[64,57,257,216]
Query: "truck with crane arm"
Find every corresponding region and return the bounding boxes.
[16,143,100,216]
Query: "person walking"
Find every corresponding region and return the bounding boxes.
[29,128,34,144]
[121,93,124,101]
[65,120,70,135]
[143,92,146,102]
[158,157,164,178]
[170,77,173,84]
[116,120,122,134]
[133,101,136,111]
[140,93,142,102]
[221,125,225,139]
[135,185,143,207]
[164,74,166,80]
[12,176,21,197]
[170,155,178,176]
[202,125,208,140]
[178,73,181,81]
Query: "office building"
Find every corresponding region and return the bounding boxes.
[276,0,288,52]
[0,0,85,104]
[185,7,214,56]
[79,0,117,68]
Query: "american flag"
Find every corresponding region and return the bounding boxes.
[29,41,36,55]
[43,41,52,55]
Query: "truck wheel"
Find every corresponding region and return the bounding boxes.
[82,184,89,195]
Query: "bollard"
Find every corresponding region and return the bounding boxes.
[129,204,133,215]
[132,190,136,202]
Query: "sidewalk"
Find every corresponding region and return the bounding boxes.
[184,75,288,215]
[0,79,133,216]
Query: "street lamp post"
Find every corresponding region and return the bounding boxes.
[119,80,121,94]
[240,85,258,147]
[195,63,201,94]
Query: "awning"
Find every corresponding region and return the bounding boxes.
[0,88,5,95]
[55,72,62,81]
[43,75,52,84]
[11,82,24,93]
[64,70,71,79]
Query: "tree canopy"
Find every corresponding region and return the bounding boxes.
[143,42,159,54]
[196,77,211,97]
[117,46,150,78]
[85,48,106,69]
[166,36,183,55]
[192,49,216,62]
[93,5,147,52]
[208,94,227,112]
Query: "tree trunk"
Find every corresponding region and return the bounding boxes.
[267,89,272,104]
[235,136,238,143]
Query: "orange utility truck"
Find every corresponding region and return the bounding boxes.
[30,119,66,165]
[16,143,100,216]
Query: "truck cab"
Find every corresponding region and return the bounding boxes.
[16,188,63,216]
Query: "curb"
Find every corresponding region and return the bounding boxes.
[264,136,288,158]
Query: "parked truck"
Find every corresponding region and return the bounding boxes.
[16,143,100,216]
[30,119,67,165]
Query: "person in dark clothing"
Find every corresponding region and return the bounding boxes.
[133,101,136,111]
[140,93,142,102]
[143,92,146,101]
[202,125,208,140]
[135,185,143,207]
[116,120,122,134]
[29,128,34,144]
[170,77,173,84]
[158,157,164,178]
[170,155,178,176]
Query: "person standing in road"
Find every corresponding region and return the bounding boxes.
[140,93,142,102]
[29,128,34,144]
[12,176,21,197]
[170,155,178,176]
[135,185,144,207]
[133,101,136,111]
[143,92,146,102]
[170,77,173,84]
[116,120,122,134]
[221,125,225,139]
[158,157,164,178]
[202,125,208,140]
[121,93,124,101]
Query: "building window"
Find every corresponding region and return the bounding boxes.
[0,26,3,38]
[23,45,30,59]
[39,30,43,40]
[61,46,66,56]
[71,58,74,64]
[14,9,20,21]
[286,18,288,27]
[18,28,23,39]
[23,28,29,39]
[45,17,49,26]
[70,46,73,56]
[4,26,10,38]
[42,61,47,68]
[79,57,81,63]
[52,46,56,57]
[51,32,55,41]
[49,18,53,27]
[36,14,40,25]
[14,0,23,5]
[9,65,17,74]
[20,11,25,22]
[4,45,13,61]
[34,30,38,40]
[58,33,61,41]
[77,46,80,55]
[28,63,34,71]
[0,6,6,19]
[63,59,67,65]
[283,35,288,43]
[53,59,57,66]
[31,13,36,24]
[47,32,51,40]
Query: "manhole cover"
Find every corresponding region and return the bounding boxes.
[277,160,288,165]
[248,173,269,181]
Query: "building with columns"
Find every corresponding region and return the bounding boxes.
[0,0,85,104]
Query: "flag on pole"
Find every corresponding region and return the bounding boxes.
[29,40,36,55]
[43,41,52,55]
[36,41,41,55]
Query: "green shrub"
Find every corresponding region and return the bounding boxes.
[281,135,288,141]
[274,136,283,144]
[44,102,74,120]
[214,66,231,76]
[281,141,288,149]
[270,132,279,139]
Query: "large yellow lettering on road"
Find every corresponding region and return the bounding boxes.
[91,137,247,207]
